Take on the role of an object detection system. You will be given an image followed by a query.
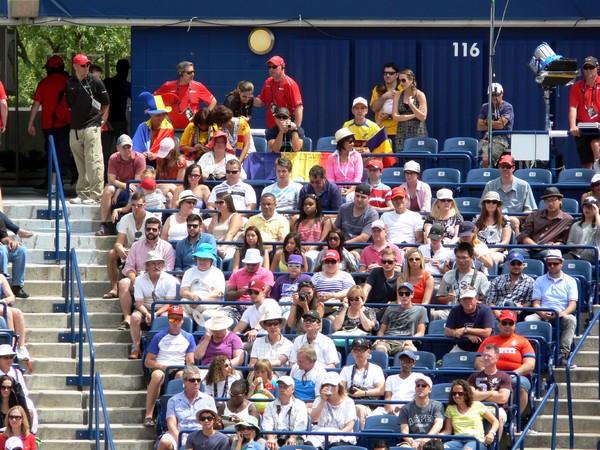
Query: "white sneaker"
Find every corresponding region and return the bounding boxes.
[82,198,100,205]
[16,346,30,361]
[70,197,83,204]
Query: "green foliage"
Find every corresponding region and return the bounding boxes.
[14,24,130,107]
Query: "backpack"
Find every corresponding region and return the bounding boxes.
[52,88,71,128]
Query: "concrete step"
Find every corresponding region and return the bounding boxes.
[28,328,133,344]
[523,431,599,449]
[16,297,122,314]
[38,406,147,424]
[4,202,102,221]
[29,357,143,376]
[38,422,156,440]
[543,398,600,415]
[24,311,125,329]
[22,280,111,297]
[23,249,110,265]
[20,231,115,251]
[28,342,132,359]
[22,264,110,282]
[40,440,155,450]
[553,367,598,382]
[533,414,600,432]
[24,373,146,390]
[30,389,148,409]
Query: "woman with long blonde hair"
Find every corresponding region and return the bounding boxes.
[0,405,37,449]
[423,189,463,244]
[392,69,428,152]
[397,248,434,304]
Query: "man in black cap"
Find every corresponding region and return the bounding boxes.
[517,187,574,260]
[569,56,600,169]
[265,107,304,153]
[288,310,339,368]
[335,183,379,250]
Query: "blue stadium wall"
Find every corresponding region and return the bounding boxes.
[131,26,600,169]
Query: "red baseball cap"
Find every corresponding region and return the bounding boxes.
[248,279,265,291]
[324,249,340,262]
[73,54,91,66]
[45,55,64,69]
[267,56,285,67]
[498,154,515,167]
[366,159,384,170]
[168,305,184,317]
[139,177,157,191]
[391,186,407,199]
[498,310,517,322]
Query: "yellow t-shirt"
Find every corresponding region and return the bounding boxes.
[370,85,403,136]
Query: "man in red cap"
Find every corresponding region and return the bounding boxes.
[154,61,216,129]
[254,55,303,129]
[380,186,424,244]
[28,54,73,189]
[233,278,281,343]
[65,53,111,204]
[569,56,600,169]
[143,304,195,427]
[476,310,536,418]
[364,159,393,211]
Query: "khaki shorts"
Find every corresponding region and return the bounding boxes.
[377,339,406,355]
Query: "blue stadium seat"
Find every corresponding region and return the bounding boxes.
[360,414,400,448]
[302,136,313,151]
[563,259,595,324]
[441,351,478,370]
[455,197,482,218]
[347,350,389,370]
[421,168,461,185]
[514,168,553,185]
[253,136,268,153]
[442,137,479,159]
[500,258,545,277]
[394,350,436,370]
[430,382,452,402]
[316,136,337,152]
[422,319,452,360]
[381,167,405,185]
[539,198,579,215]
[466,168,500,184]
[557,168,595,185]
[403,137,438,153]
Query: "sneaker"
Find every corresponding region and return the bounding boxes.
[83,198,100,205]
[526,428,539,435]
[11,286,29,299]
[16,346,30,361]
[70,197,83,204]
[95,224,109,236]
[559,354,577,369]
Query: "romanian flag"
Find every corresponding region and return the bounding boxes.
[366,127,396,168]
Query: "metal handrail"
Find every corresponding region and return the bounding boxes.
[94,372,116,450]
[511,382,559,450]
[566,306,600,448]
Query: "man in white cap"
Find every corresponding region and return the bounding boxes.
[262,375,308,449]
[359,219,404,272]
[96,134,146,236]
[128,250,179,360]
[254,55,303,129]
[398,375,444,448]
[0,344,28,395]
[343,97,381,153]
[158,365,216,450]
[249,310,293,367]
[226,249,274,305]
[477,82,514,168]
[206,159,256,212]
[525,249,578,367]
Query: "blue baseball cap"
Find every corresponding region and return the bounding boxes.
[507,251,524,263]
[397,282,414,293]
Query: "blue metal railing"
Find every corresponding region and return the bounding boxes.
[41,136,115,447]
[566,306,600,449]
[511,382,559,450]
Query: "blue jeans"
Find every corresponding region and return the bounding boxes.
[444,439,482,450]
[0,244,27,286]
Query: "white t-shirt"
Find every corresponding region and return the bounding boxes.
[116,211,154,246]
[312,396,357,444]
[385,372,424,403]
[289,333,340,366]
[418,243,454,276]
[208,180,256,211]
[262,181,303,211]
[181,265,226,306]
[240,298,281,330]
[340,363,385,390]
[381,210,423,244]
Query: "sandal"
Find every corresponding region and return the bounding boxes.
[143,416,155,428]
[117,320,130,331]
[103,290,118,299]
[128,350,142,360]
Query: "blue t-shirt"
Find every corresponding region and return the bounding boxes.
[446,303,495,352]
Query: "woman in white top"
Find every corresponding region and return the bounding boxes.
[203,355,241,400]
[208,192,244,262]
[161,190,198,241]
[474,191,511,264]
[199,130,247,181]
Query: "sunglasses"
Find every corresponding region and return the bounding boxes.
[352,347,368,352]
[397,291,412,296]
[344,138,355,144]
[238,426,254,431]
[199,415,214,422]
[8,415,22,420]
[408,257,421,262]
[226,170,239,174]
[264,321,281,327]
[187,224,200,229]
[323,260,338,264]
[145,227,159,232]
[186,378,202,383]
[287,263,302,269]
[438,198,452,203]
[268,65,279,69]
[484,200,499,204]
[186,71,195,74]
[327,236,340,241]
[168,317,183,323]
[451,391,465,396]
[0,386,11,391]
[583,66,596,70]
[348,296,362,302]
[510,261,523,266]
[188,173,201,178]
[491,93,501,97]
[303,317,320,324]
[383,71,397,76]
[381,260,395,265]
[132,203,145,208]
[214,200,226,205]
[500,320,515,326]
[415,383,429,388]
[247,290,261,295]
[275,115,290,120]
[546,261,561,266]
[499,164,513,169]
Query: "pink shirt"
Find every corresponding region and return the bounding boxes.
[360,242,405,268]
[326,150,364,184]
[227,266,275,302]
[401,180,432,212]
[122,238,175,276]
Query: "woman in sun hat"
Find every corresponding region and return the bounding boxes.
[194,311,244,367]
[474,190,512,263]
[423,188,463,244]
[400,160,432,212]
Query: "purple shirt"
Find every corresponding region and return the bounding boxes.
[201,331,244,366]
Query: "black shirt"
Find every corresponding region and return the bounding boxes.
[365,267,399,304]
[65,74,110,130]
[223,92,253,119]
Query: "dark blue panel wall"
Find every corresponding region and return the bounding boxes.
[131,26,600,168]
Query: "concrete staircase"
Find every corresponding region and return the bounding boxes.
[521,307,600,450]
[6,197,155,450]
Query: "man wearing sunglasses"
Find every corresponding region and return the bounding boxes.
[118,217,175,330]
[175,214,217,271]
[398,375,444,448]
[525,249,578,368]
[288,311,339,368]
[254,55,303,129]
[487,251,534,318]
[233,279,281,344]
[144,305,196,428]
[207,159,256,212]
[568,56,600,169]
[249,310,293,368]
[157,365,216,450]
[186,407,229,450]
[297,165,343,212]
[65,53,111,205]
[476,82,514,168]
[154,61,217,130]
[476,310,536,419]
[265,107,304,153]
